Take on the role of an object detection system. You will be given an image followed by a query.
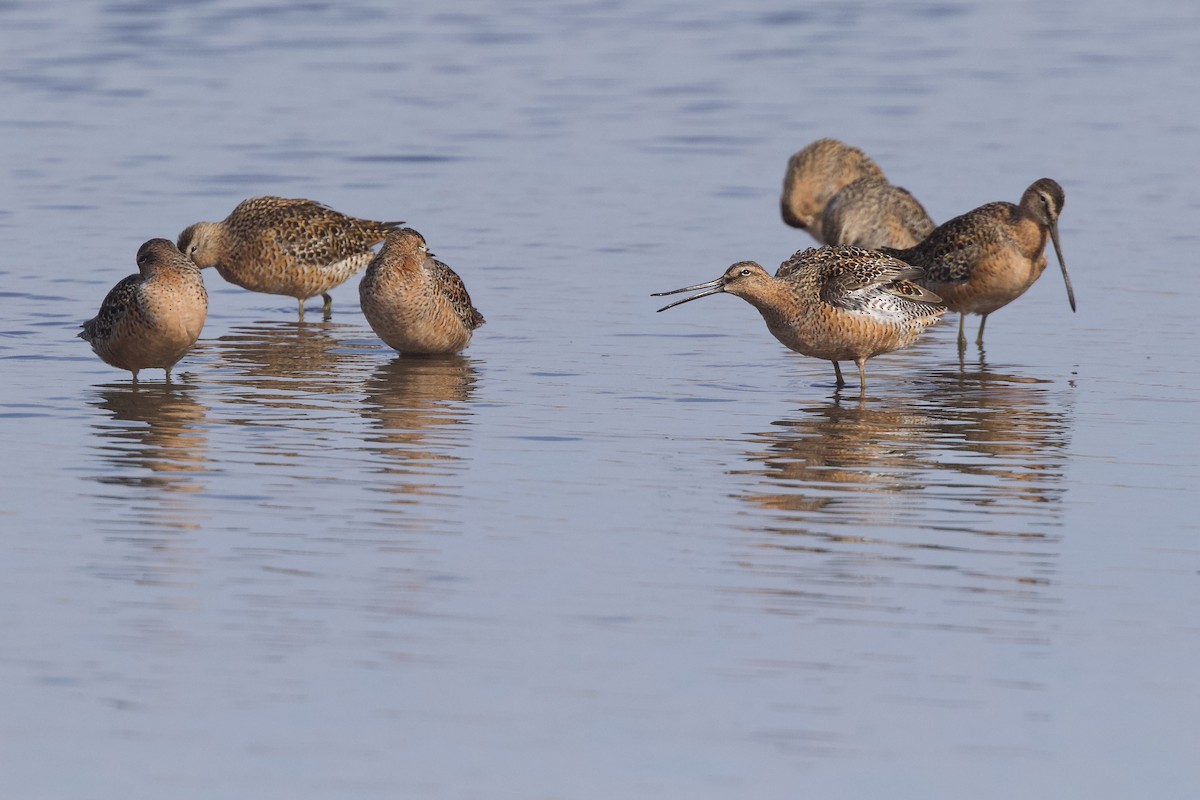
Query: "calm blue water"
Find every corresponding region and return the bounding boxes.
[2,1,1199,797]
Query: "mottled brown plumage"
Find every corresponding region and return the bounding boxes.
[79,239,208,382]
[884,178,1075,351]
[654,246,945,390]
[780,138,934,249]
[359,228,484,355]
[821,177,936,249]
[177,196,402,318]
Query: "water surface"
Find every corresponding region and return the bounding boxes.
[2,1,1199,797]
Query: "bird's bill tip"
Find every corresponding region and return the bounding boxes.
[651,277,724,298]
[653,284,725,312]
[1062,270,1077,312]
[1048,223,1076,312]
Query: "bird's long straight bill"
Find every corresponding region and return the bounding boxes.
[651,278,725,312]
[1049,222,1076,312]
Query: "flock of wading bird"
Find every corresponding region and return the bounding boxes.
[80,138,1075,391]
[655,138,1076,390]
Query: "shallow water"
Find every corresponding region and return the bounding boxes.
[2,1,1199,797]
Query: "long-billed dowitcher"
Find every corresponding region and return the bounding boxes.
[780,138,935,249]
[177,196,402,318]
[821,177,935,250]
[359,228,485,355]
[653,247,945,390]
[883,178,1075,351]
[79,238,208,383]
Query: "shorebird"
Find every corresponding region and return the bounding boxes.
[780,138,934,249]
[177,196,402,318]
[359,228,484,355]
[79,238,208,383]
[654,246,944,390]
[820,177,935,250]
[883,178,1075,351]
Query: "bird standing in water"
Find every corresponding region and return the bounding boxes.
[359,228,485,355]
[780,138,935,249]
[654,246,945,391]
[79,238,208,383]
[177,196,402,319]
[884,178,1075,352]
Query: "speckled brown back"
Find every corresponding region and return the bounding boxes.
[226,196,401,268]
[774,246,944,322]
[428,257,485,331]
[821,177,936,250]
[884,201,1019,283]
[178,196,403,301]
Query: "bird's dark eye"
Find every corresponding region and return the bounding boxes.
[190,244,198,254]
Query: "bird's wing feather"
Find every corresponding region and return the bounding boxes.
[429,258,485,329]
[79,275,143,341]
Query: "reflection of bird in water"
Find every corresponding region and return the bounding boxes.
[740,395,938,516]
[740,366,1071,518]
[927,366,1071,494]
[780,138,935,249]
[86,385,211,577]
[207,322,379,477]
[90,383,210,498]
[733,368,1071,633]
[363,356,476,441]
[210,319,378,396]
[359,356,478,502]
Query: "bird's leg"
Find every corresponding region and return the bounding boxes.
[322,293,333,318]
[975,313,989,347]
[297,298,306,321]
[855,357,867,394]
[957,313,968,353]
[130,370,139,386]
[832,361,845,388]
